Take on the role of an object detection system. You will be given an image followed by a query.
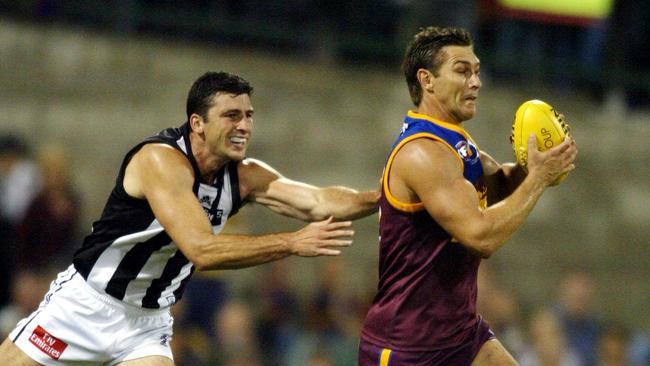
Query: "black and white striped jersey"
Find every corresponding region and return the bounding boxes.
[73,123,242,309]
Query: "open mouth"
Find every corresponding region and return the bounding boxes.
[229,136,247,147]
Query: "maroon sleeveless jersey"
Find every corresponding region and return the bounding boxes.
[360,111,487,351]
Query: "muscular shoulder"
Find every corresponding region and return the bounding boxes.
[393,138,462,177]
[387,138,463,203]
[236,158,282,200]
[125,143,194,199]
[134,143,185,163]
[130,143,193,176]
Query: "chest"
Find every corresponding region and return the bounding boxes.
[197,179,233,233]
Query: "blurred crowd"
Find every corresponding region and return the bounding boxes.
[3,0,650,110]
[0,132,648,365]
[1,0,650,365]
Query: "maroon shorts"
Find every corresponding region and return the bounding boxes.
[358,317,495,366]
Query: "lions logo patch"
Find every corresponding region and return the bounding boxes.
[454,140,480,164]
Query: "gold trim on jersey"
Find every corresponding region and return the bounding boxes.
[379,348,392,366]
[382,132,463,212]
[406,111,482,150]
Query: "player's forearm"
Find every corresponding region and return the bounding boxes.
[312,187,379,220]
[471,173,546,257]
[189,233,294,270]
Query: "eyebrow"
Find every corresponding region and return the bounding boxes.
[453,60,480,67]
[220,109,254,116]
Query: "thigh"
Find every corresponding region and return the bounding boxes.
[471,338,518,366]
[116,356,174,366]
[0,338,42,366]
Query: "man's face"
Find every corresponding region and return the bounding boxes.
[430,45,481,123]
[202,92,254,162]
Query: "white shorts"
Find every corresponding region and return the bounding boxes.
[9,265,174,365]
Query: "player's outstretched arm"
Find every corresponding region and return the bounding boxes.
[239,158,379,221]
[396,135,576,258]
[125,145,354,271]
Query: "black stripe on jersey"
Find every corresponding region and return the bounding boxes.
[173,266,195,304]
[74,196,154,280]
[141,250,190,308]
[104,231,172,301]
[228,161,242,217]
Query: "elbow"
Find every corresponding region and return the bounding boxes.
[186,252,210,271]
[458,221,499,258]
[192,259,211,272]
[182,242,216,272]
[461,236,496,259]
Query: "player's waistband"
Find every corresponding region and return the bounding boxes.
[63,265,169,317]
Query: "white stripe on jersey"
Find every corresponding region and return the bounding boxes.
[86,221,165,290]
[82,132,237,309]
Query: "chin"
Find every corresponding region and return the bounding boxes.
[461,109,476,121]
[228,151,247,162]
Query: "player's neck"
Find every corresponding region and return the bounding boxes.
[189,133,229,183]
[417,99,463,127]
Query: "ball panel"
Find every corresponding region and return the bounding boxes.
[510,99,570,186]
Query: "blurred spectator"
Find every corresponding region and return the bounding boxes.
[213,300,262,366]
[181,273,230,337]
[0,135,42,226]
[520,308,583,366]
[555,270,603,366]
[477,264,527,359]
[0,268,50,340]
[628,330,650,366]
[170,300,215,366]
[0,135,42,306]
[15,143,80,271]
[597,323,630,366]
[307,351,334,366]
[252,261,301,366]
[286,258,365,366]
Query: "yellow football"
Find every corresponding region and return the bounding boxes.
[510,100,571,185]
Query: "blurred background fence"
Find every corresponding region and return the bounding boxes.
[0,1,649,365]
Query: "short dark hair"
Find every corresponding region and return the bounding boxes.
[186,71,253,121]
[402,26,473,106]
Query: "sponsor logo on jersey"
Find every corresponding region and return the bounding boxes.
[203,208,223,224]
[455,140,479,164]
[199,195,212,205]
[29,325,68,360]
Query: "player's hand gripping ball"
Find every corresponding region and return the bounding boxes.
[510,100,571,186]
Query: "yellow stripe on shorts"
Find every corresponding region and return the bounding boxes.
[379,348,392,366]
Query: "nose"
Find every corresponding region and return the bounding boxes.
[235,116,252,132]
[469,72,481,89]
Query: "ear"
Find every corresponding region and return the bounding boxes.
[188,113,204,133]
[417,68,435,93]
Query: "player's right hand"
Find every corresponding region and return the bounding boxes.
[527,135,577,186]
[289,217,354,256]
